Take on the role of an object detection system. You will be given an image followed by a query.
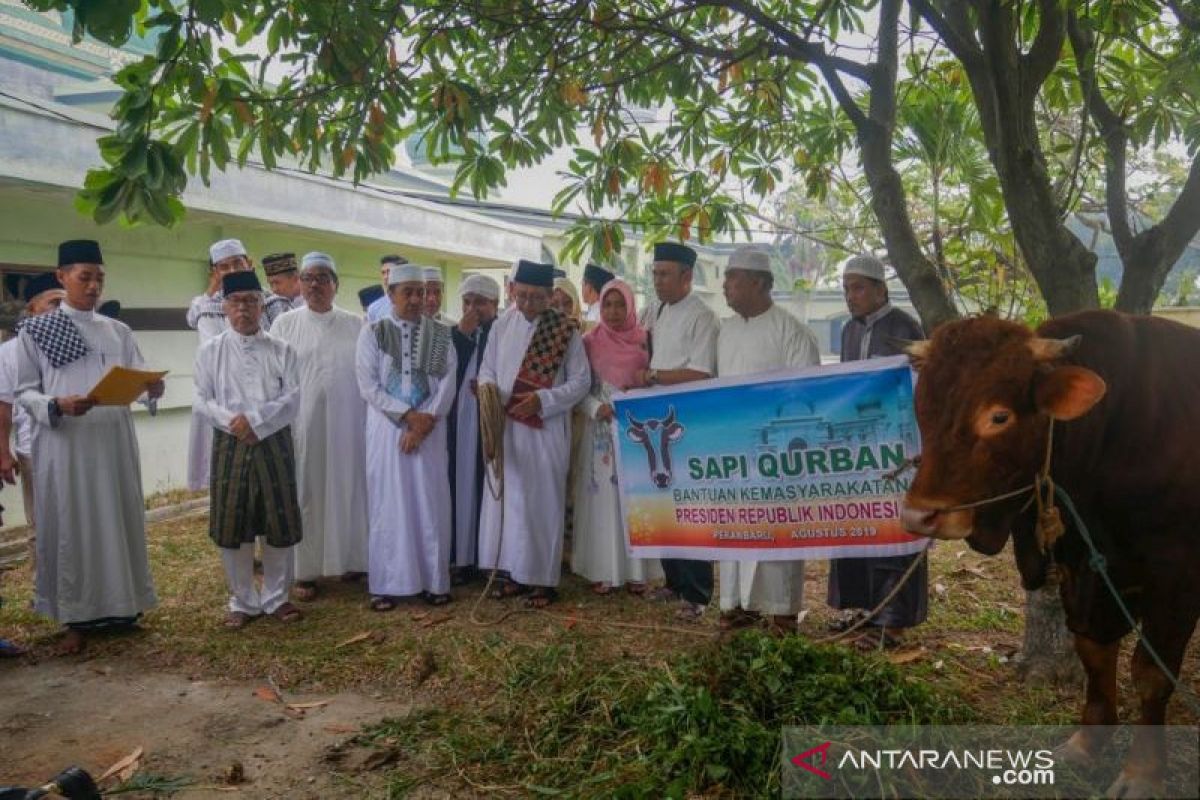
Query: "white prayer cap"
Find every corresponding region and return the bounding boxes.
[459,273,500,300]
[209,238,247,263]
[423,266,444,283]
[387,264,425,285]
[301,251,336,272]
[725,246,772,273]
[842,254,886,282]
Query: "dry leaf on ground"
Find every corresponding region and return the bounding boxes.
[99,746,143,782]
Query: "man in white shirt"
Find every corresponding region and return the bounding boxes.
[271,253,369,602]
[581,263,614,323]
[716,247,820,634]
[194,271,303,629]
[357,264,458,609]
[423,266,454,324]
[366,254,409,323]
[0,273,65,551]
[262,252,306,325]
[635,242,720,621]
[186,238,257,491]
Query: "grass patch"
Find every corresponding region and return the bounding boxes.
[366,631,970,798]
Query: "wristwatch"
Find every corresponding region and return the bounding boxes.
[48,398,62,421]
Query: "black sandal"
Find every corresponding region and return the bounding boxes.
[524,588,558,609]
[827,609,868,633]
[370,595,397,612]
[489,581,528,600]
[423,591,451,606]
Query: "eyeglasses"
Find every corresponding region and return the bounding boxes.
[225,297,261,307]
[300,274,335,285]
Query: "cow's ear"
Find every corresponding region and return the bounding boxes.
[1035,366,1106,421]
[626,427,646,442]
[666,423,685,442]
[891,337,929,369]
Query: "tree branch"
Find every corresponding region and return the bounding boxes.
[910,0,982,65]
[1067,10,1132,259]
[1023,0,1066,90]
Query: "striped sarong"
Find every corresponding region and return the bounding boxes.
[209,427,303,549]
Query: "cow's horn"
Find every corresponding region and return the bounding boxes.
[664,405,676,425]
[625,409,640,426]
[1028,335,1081,361]
[889,337,930,359]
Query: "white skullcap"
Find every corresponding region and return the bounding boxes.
[387,264,425,285]
[301,251,336,272]
[423,266,444,283]
[842,254,886,282]
[725,246,772,273]
[459,273,500,300]
[209,238,247,263]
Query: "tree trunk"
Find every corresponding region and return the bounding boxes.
[1019,585,1084,687]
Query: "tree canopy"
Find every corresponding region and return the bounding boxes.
[25,0,1200,325]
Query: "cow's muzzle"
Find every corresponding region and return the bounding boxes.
[652,472,672,489]
[900,498,972,540]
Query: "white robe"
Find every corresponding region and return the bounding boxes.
[571,380,662,587]
[271,306,370,580]
[356,316,458,596]
[0,338,33,458]
[716,304,821,615]
[476,312,590,587]
[16,303,157,624]
[185,293,228,491]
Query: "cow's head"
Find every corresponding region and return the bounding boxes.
[900,316,1107,554]
[626,406,685,489]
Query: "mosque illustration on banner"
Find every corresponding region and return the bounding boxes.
[749,370,918,461]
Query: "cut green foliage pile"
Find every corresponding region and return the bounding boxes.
[367,630,971,798]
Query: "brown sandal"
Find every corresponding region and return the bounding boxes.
[591,582,614,596]
[271,602,303,623]
[293,582,318,602]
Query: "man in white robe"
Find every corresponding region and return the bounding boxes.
[271,253,369,601]
[262,252,306,325]
[477,259,590,607]
[186,238,258,491]
[357,264,458,609]
[0,273,65,555]
[366,254,408,323]
[194,271,303,628]
[16,240,163,654]
[448,274,501,583]
[716,247,820,634]
[423,266,455,324]
[635,242,719,620]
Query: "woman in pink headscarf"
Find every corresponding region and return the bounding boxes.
[571,279,662,594]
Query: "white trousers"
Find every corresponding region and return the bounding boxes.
[718,560,805,616]
[220,541,294,616]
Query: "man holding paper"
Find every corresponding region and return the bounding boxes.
[15,240,164,654]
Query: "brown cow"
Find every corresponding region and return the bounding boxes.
[900,309,1200,798]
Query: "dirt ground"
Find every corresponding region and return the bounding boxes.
[0,656,406,798]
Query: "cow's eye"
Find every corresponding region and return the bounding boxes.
[974,404,1015,437]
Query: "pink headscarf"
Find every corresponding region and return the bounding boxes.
[583,279,649,390]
